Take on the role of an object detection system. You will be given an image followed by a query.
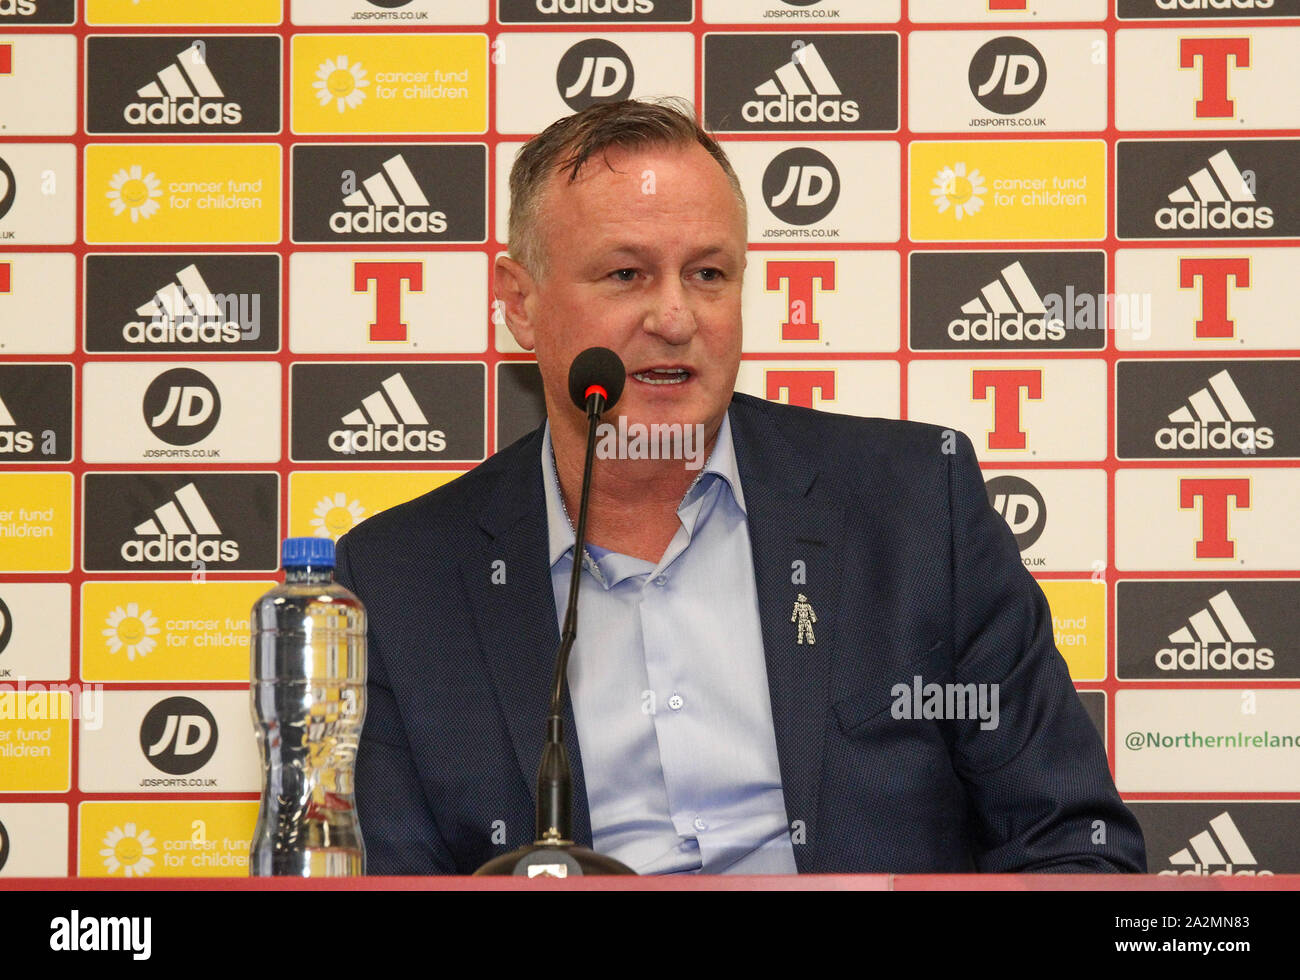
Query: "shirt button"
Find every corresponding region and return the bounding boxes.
[667,694,684,710]
[654,576,668,587]
[693,817,708,832]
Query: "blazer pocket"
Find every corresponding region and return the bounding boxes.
[832,639,947,735]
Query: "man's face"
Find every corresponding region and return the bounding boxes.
[501,142,747,443]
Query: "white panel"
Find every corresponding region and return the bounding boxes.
[1117,690,1300,792]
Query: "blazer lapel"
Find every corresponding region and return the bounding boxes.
[458,427,594,849]
[730,397,846,873]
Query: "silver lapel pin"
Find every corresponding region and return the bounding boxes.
[791,593,816,645]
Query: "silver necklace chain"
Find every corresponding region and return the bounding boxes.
[551,444,605,586]
[551,441,712,587]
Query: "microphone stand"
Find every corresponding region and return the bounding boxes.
[474,384,636,877]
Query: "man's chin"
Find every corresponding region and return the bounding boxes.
[606,409,716,437]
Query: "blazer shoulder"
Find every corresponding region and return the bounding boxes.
[338,426,541,558]
[730,391,966,477]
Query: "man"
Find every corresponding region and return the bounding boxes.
[335,98,1146,875]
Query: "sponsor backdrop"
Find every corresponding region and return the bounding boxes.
[0,0,1296,879]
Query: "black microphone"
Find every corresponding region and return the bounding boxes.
[474,348,635,878]
[567,345,625,415]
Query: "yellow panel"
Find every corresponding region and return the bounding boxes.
[910,140,1106,242]
[87,0,282,25]
[0,692,72,791]
[81,582,274,682]
[78,801,259,877]
[0,473,73,572]
[85,144,281,244]
[1040,579,1107,682]
[288,470,461,541]
[292,34,487,135]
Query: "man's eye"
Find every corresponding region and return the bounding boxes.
[695,268,724,282]
[610,269,637,282]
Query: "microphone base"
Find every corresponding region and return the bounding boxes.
[473,841,637,878]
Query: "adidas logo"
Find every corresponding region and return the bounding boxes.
[1158,811,1273,876]
[742,43,859,125]
[0,391,34,454]
[124,43,243,127]
[1157,590,1273,671]
[1155,149,1273,231]
[536,0,654,12]
[947,261,1065,343]
[328,373,446,454]
[1156,0,1275,9]
[120,482,240,564]
[1154,369,1273,453]
[329,154,447,236]
[126,264,250,345]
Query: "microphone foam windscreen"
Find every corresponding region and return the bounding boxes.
[568,346,626,412]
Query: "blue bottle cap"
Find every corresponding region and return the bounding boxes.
[281,537,335,569]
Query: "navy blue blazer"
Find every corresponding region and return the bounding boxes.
[335,393,1146,875]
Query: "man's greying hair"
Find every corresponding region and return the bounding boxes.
[507,97,747,278]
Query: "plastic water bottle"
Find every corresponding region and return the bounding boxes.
[250,537,367,876]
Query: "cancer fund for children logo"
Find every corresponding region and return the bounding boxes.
[288,471,461,542]
[99,823,157,878]
[102,603,160,662]
[291,34,486,134]
[910,140,1105,242]
[85,144,281,244]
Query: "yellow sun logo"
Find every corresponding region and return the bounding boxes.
[931,162,987,221]
[107,166,162,223]
[103,603,161,661]
[314,57,369,113]
[310,493,366,540]
[100,824,157,878]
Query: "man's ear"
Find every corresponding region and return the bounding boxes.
[494,254,538,351]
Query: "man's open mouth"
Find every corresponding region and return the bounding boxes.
[632,368,690,385]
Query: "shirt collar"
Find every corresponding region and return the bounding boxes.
[541,411,746,570]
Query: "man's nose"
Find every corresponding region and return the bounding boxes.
[641,278,697,344]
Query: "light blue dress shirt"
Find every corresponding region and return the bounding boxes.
[542,414,798,875]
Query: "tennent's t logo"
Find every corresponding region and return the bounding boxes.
[355,261,422,342]
[1180,257,1249,340]
[1180,477,1250,560]
[766,370,835,410]
[766,260,834,342]
[972,368,1042,451]
[1180,37,1251,119]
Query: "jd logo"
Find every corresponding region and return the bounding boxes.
[0,595,12,656]
[985,475,1047,550]
[139,696,218,775]
[763,147,840,225]
[143,367,221,446]
[0,157,15,222]
[969,36,1047,116]
[556,39,634,110]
